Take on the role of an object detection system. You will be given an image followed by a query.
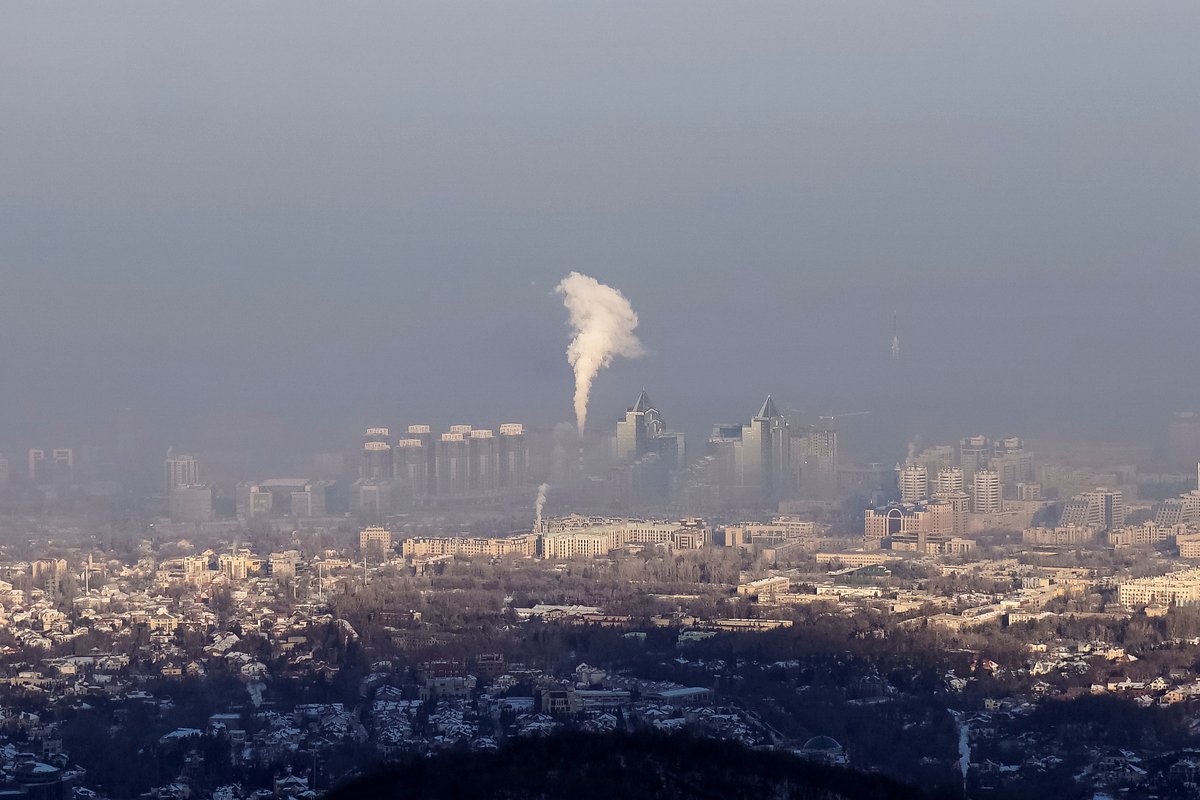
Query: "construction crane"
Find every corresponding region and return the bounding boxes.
[786,409,871,424]
[818,411,871,423]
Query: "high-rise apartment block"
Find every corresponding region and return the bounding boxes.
[350,422,531,516]
[352,479,393,521]
[953,434,1035,504]
[898,463,929,503]
[361,428,393,480]
[1060,487,1125,530]
[990,437,1035,493]
[915,445,956,477]
[170,485,214,523]
[436,432,470,496]
[498,424,529,489]
[468,430,499,493]
[610,391,687,504]
[236,479,333,520]
[393,438,429,498]
[1015,482,1043,501]
[1156,485,1200,527]
[791,426,838,498]
[614,390,685,469]
[406,424,438,491]
[932,468,969,535]
[28,448,73,485]
[164,450,199,492]
[958,436,990,483]
[237,483,274,519]
[934,468,964,495]
[26,449,43,483]
[708,396,790,506]
[972,469,1002,514]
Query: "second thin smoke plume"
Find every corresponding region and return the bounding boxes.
[534,483,549,531]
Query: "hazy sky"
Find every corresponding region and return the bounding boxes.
[2,2,1197,457]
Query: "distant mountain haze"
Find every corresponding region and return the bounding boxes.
[1,2,1196,460]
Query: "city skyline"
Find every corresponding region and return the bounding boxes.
[2,3,1198,452]
[2,3,1199,798]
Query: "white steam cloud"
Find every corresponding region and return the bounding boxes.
[534,483,550,531]
[555,272,644,435]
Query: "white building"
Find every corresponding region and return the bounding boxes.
[898,463,929,503]
[972,469,1002,514]
[934,468,964,496]
[736,575,790,601]
[1118,569,1200,607]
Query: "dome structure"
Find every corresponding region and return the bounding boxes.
[801,735,842,752]
[797,735,848,765]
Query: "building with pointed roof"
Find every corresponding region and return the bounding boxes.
[608,390,687,507]
[707,395,791,508]
[757,395,780,420]
[630,388,654,415]
[614,389,685,469]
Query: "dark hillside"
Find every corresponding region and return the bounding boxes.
[326,731,940,800]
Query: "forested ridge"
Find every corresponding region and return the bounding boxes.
[326,731,939,800]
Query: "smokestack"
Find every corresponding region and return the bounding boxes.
[555,272,644,436]
[534,483,550,532]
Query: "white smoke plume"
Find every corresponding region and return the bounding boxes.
[555,272,644,435]
[906,435,922,464]
[534,483,550,531]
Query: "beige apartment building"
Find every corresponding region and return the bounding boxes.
[1022,525,1097,546]
[1118,569,1200,607]
[359,526,392,553]
[401,533,538,559]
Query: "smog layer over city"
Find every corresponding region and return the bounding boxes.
[1,3,1198,799]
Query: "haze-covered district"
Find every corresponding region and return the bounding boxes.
[1,3,1199,800]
